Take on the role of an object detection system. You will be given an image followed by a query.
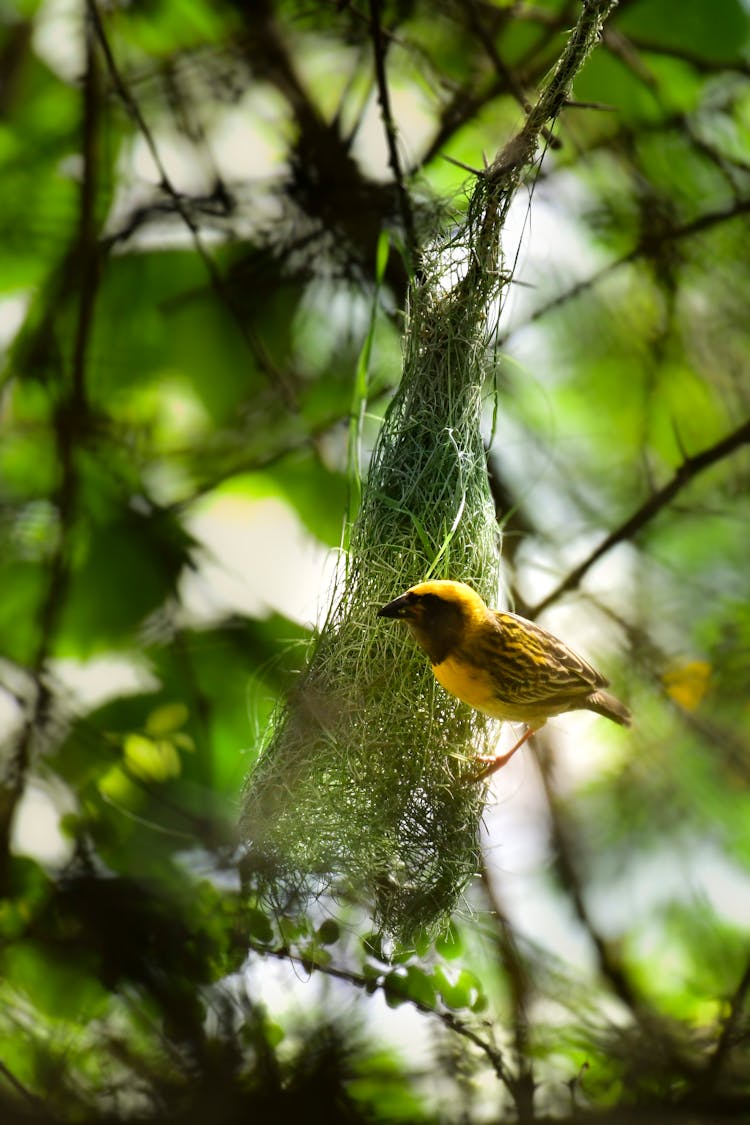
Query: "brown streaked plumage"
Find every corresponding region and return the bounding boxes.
[378,579,631,779]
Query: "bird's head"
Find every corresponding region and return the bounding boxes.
[377,580,486,664]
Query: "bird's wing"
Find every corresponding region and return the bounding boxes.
[483,610,608,705]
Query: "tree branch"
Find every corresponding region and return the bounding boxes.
[87,0,297,408]
[0,1058,43,1107]
[534,743,642,1015]
[487,0,617,183]
[620,31,750,78]
[478,860,536,1123]
[461,0,619,305]
[705,953,750,1089]
[369,0,418,271]
[465,0,561,152]
[416,3,576,171]
[258,942,513,1091]
[501,196,750,345]
[0,12,101,888]
[528,418,750,617]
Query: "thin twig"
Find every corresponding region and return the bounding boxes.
[71,14,100,413]
[415,3,579,172]
[0,1058,43,1106]
[259,942,513,1089]
[622,31,750,78]
[478,861,536,1123]
[0,12,101,885]
[86,0,297,408]
[487,0,617,183]
[466,0,561,150]
[501,195,750,345]
[369,0,418,271]
[705,953,750,1089]
[461,0,619,302]
[534,745,746,1091]
[529,418,750,616]
[534,744,643,1014]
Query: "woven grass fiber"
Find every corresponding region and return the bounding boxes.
[241,0,616,940]
[241,235,501,940]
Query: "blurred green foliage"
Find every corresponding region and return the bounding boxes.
[1,0,749,1122]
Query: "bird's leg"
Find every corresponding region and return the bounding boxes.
[474,725,537,781]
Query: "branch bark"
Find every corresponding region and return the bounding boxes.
[705,953,750,1089]
[257,942,514,1092]
[369,0,418,271]
[529,418,750,617]
[460,0,619,306]
[87,0,298,408]
[501,195,750,346]
[0,12,101,889]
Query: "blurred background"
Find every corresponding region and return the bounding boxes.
[1,0,749,1121]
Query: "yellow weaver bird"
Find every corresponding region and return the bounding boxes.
[378,580,631,779]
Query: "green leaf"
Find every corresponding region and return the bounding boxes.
[382,969,410,1009]
[145,702,190,736]
[619,0,750,63]
[0,558,47,664]
[435,921,463,961]
[383,966,437,1010]
[316,919,341,945]
[247,907,275,946]
[432,966,483,1012]
[123,734,182,783]
[362,932,389,963]
[0,858,50,940]
[57,493,193,654]
[3,940,109,1021]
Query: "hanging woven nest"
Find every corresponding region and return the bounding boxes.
[240,1,616,941]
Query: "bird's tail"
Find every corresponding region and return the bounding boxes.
[585,690,632,727]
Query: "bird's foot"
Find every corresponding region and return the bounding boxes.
[473,726,537,782]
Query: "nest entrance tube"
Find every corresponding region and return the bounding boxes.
[240,0,618,941]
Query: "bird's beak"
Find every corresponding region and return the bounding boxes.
[377,593,412,620]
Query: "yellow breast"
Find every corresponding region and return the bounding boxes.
[432,656,504,717]
[432,655,549,723]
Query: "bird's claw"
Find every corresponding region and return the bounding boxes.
[472,726,537,782]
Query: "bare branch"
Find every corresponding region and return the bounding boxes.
[478,860,536,1121]
[705,954,750,1089]
[87,0,297,408]
[460,0,619,305]
[622,31,750,78]
[369,0,418,270]
[534,743,642,1015]
[502,196,750,344]
[0,14,102,886]
[465,0,561,150]
[0,1058,44,1107]
[415,4,578,172]
[258,942,514,1090]
[529,418,750,616]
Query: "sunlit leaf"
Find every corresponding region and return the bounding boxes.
[124,733,182,783]
[662,660,711,711]
[145,702,190,736]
